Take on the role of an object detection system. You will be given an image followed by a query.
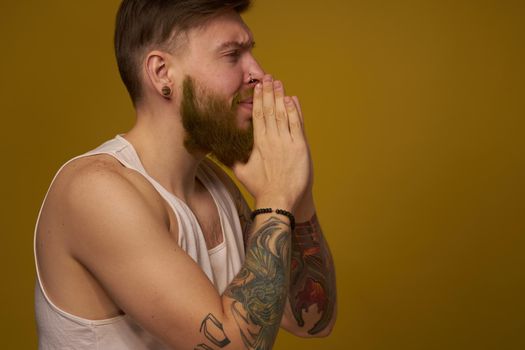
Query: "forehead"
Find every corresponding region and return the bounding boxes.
[186,11,254,53]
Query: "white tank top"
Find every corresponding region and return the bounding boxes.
[33,134,246,349]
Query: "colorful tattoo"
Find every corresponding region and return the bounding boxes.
[289,214,336,335]
[224,216,291,349]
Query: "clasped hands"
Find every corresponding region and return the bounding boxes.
[233,74,313,214]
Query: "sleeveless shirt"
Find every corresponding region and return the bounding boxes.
[33,134,245,349]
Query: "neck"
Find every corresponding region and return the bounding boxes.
[122,103,206,202]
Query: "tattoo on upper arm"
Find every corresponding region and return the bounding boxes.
[289,214,336,335]
[195,313,231,350]
[224,217,291,349]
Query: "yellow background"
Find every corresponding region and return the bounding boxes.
[1,0,524,348]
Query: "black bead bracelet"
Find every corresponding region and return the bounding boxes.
[250,208,295,231]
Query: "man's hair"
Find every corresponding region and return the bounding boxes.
[114,0,251,106]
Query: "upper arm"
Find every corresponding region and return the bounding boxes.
[61,163,243,348]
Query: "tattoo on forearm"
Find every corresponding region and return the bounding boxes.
[289,213,336,335]
[224,217,291,349]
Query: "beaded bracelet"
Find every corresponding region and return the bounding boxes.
[250,208,295,231]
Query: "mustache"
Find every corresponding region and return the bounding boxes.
[231,88,255,107]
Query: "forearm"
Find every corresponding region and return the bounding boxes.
[222,214,292,349]
[288,193,337,335]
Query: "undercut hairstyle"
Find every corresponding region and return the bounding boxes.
[114,0,252,106]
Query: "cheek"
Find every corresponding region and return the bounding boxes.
[209,70,244,95]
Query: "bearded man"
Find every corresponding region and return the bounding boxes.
[33,1,337,349]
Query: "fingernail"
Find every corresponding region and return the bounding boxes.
[255,83,262,91]
[264,75,273,82]
[273,80,282,89]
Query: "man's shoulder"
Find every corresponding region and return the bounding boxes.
[53,154,135,199]
[47,154,170,231]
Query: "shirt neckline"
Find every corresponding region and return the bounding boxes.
[115,134,226,252]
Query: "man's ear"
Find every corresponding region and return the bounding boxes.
[144,50,176,99]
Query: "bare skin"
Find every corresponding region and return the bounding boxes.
[35,10,336,349]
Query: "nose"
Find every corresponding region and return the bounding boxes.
[245,57,265,86]
[248,74,258,84]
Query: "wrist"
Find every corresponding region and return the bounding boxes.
[251,208,295,231]
[254,195,295,214]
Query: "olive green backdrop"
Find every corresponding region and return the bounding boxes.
[1,0,524,349]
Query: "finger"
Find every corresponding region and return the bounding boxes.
[292,96,304,125]
[262,74,278,134]
[285,96,303,140]
[273,80,289,135]
[251,82,265,141]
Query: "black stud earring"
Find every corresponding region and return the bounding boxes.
[161,86,172,98]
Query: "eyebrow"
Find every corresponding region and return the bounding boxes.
[215,40,256,52]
